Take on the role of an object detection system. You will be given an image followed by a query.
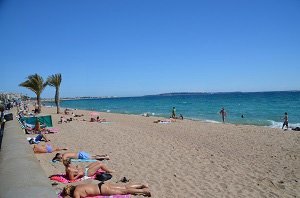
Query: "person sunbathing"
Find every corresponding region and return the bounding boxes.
[24,120,57,134]
[63,159,115,181]
[28,134,50,144]
[23,120,46,133]
[33,143,68,153]
[153,118,176,123]
[58,116,68,124]
[62,182,151,198]
[64,108,70,115]
[96,116,106,122]
[52,151,110,162]
[90,117,96,122]
[72,112,84,117]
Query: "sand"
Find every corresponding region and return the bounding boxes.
[30,107,300,198]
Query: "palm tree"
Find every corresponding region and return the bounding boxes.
[47,73,62,114]
[19,74,47,113]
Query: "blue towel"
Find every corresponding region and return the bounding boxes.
[71,159,98,162]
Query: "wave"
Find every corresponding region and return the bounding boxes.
[203,119,221,124]
[267,120,300,128]
[182,116,222,124]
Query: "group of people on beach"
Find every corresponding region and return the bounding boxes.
[17,106,151,198]
[60,109,107,124]
[219,107,291,130]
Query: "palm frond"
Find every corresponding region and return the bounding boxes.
[19,74,46,95]
[47,73,62,88]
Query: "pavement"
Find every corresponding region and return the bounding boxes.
[0,114,57,198]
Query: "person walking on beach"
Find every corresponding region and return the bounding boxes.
[171,107,176,118]
[282,112,288,130]
[219,107,227,123]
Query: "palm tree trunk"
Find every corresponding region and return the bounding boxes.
[55,88,60,114]
[37,94,41,113]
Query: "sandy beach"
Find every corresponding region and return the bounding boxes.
[30,107,299,198]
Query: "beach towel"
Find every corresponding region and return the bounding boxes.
[98,121,113,124]
[46,127,59,133]
[71,159,98,162]
[51,159,98,163]
[159,121,171,124]
[58,192,130,198]
[50,169,104,183]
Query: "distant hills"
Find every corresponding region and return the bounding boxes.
[144,90,300,97]
[150,92,209,96]
[42,90,300,100]
[145,92,240,97]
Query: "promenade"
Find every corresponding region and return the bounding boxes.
[0,112,56,198]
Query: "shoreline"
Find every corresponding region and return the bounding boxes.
[30,106,300,197]
[42,104,296,130]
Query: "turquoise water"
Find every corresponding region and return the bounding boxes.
[45,91,300,128]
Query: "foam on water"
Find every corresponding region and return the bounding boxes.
[203,119,221,124]
[266,120,300,128]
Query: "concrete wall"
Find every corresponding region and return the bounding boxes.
[0,117,57,198]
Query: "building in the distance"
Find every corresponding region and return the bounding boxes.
[0,92,23,103]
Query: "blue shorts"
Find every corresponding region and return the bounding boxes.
[78,151,91,159]
[46,144,53,153]
[35,134,43,142]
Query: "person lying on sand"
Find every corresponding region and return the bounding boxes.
[63,160,115,181]
[23,120,48,134]
[28,134,50,144]
[72,112,84,117]
[33,143,68,153]
[96,116,106,122]
[62,182,151,198]
[64,109,70,115]
[90,116,107,123]
[52,151,110,162]
[58,116,68,124]
[153,118,176,123]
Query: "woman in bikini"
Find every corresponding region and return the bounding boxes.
[63,182,151,197]
[64,159,115,181]
[52,151,109,162]
[33,143,68,153]
[153,118,176,123]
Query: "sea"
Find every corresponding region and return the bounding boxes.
[45,91,300,128]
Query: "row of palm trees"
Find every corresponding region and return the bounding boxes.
[19,73,62,114]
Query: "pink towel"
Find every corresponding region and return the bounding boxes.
[46,127,59,133]
[58,193,130,198]
[80,195,130,198]
[50,170,104,183]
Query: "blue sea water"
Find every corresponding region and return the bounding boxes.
[45,91,300,128]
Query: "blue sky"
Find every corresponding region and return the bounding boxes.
[1,0,299,98]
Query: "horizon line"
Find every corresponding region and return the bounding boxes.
[37,90,300,100]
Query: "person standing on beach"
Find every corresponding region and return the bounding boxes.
[282,112,288,130]
[0,105,5,149]
[34,103,39,114]
[171,107,176,118]
[219,107,227,123]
